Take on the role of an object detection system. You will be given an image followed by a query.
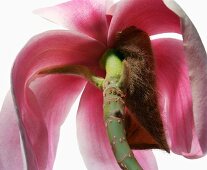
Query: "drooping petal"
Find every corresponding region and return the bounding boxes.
[11,30,104,170]
[1,79,84,170]
[26,75,85,170]
[151,38,203,158]
[163,0,207,157]
[108,0,181,46]
[35,0,112,43]
[76,83,158,170]
[0,92,25,170]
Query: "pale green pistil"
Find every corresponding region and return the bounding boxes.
[100,49,123,79]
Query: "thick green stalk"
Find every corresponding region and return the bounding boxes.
[102,50,143,170]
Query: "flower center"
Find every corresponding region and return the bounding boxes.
[37,26,169,170]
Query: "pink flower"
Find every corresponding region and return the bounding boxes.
[0,0,206,170]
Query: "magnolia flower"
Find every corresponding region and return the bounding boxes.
[0,0,206,170]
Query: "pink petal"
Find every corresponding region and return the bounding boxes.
[163,0,207,157]
[152,38,203,157]
[106,1,118,16]
[76,83,158,170]
[35,0,112,43]
[1,82,85,170]
[0,92,25,170]
[108,0,181,46]
[133,150,158,170]
[11,30,104,170]
[27,75,85,170]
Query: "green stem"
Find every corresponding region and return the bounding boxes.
[102,50,143,170]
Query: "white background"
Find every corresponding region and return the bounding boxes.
[0,0,206,169]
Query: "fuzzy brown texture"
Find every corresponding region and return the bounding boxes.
[114,26,169,152]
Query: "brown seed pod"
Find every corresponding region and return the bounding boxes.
[114,26,169,152]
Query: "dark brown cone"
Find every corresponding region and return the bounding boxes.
[114,26,169,152]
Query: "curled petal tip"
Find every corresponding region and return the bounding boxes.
[33,0,109,43]
[162,0,185,17]
[163,0,207,157]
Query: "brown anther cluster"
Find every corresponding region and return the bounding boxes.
[114,26,169,152]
